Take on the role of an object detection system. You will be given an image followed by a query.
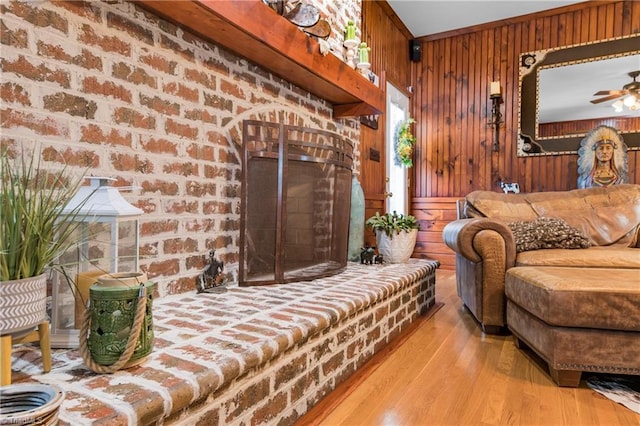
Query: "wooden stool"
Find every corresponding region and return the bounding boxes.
[1,321,52,385]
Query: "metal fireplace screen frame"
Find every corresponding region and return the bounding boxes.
[240,120,354,286]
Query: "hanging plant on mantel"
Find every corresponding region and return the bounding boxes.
[394,118,416,167]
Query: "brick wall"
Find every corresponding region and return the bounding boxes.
[1,0,361,296]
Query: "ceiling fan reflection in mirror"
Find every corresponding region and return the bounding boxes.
[591,70,640,112]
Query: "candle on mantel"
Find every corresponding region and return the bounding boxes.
[490,81,501,97]
[345,20,356,41]
[358,42,370,64]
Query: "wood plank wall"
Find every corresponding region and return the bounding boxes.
[539,117,640,138]
[413,0,639,196]
[408,0,640,269]
[360,1,413,249]
[361,1,639,269]
[412,197,459,268]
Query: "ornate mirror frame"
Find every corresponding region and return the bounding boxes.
[518,34,640,156]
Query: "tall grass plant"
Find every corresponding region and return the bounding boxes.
[1,148,88,281]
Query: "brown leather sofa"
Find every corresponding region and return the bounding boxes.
[442,184,640,334]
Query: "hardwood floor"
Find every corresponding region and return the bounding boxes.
[298,270,639,426]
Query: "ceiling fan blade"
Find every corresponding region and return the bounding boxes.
[590,93,624,104]
[593,90,625,96]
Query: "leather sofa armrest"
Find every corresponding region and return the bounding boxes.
[443,218,517,266]
[443,218,518,331]
[633,226,640,248]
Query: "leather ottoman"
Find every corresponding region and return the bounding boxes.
[505,266,640,387]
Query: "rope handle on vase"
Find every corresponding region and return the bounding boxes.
[79,284,148,374]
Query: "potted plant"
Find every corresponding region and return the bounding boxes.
[0,148,87,337]
[365,211,419,263]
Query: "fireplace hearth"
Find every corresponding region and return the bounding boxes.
[240,121,353,286]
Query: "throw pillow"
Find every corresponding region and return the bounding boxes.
[507,217,592,253]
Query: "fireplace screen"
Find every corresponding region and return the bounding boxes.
[240,121,353,286]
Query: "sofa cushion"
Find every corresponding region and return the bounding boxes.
[464,191,537,222]
[508,217,591,252]
[516,246,640,268]
[527,184,640,247]
[465,185,640,247]
[505,266,640,331]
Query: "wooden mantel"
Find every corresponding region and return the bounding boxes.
[137,0,385,118]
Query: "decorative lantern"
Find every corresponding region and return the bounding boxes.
[50,177,143,348]
[82,272,155,371]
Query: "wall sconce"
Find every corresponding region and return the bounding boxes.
[488,81,503,152]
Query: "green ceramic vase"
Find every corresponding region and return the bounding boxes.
[87,273,155,367]
[348,174,365,261]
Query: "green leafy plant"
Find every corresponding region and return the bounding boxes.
[365,211,419,239]
[0,148,88,281]
[394,118,416,167]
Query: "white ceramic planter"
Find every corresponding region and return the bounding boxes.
[375,228,418,263]
[0,274,47,337]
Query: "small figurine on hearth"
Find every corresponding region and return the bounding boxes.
[360,243,376,265]
[197,250,225,293]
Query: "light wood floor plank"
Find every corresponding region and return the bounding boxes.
[298,270,640,426]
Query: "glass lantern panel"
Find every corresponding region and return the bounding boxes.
[51,224,82,335]
[50,218,139,347]
[86,221,115,273]
[117,219,138,273]
[50,221,112,342]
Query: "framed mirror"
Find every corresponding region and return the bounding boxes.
[518,34,640,156]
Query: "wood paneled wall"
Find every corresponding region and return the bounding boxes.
[407,1,639,269]
[539,117,640,138]
[360,1,413,248]
[411,197,459,268]
[362,1,413,94]
[413,0,639,198]
[361,1,639,269]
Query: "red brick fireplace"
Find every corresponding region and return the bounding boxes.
[0,0,361,296]
[3,3,442,423]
